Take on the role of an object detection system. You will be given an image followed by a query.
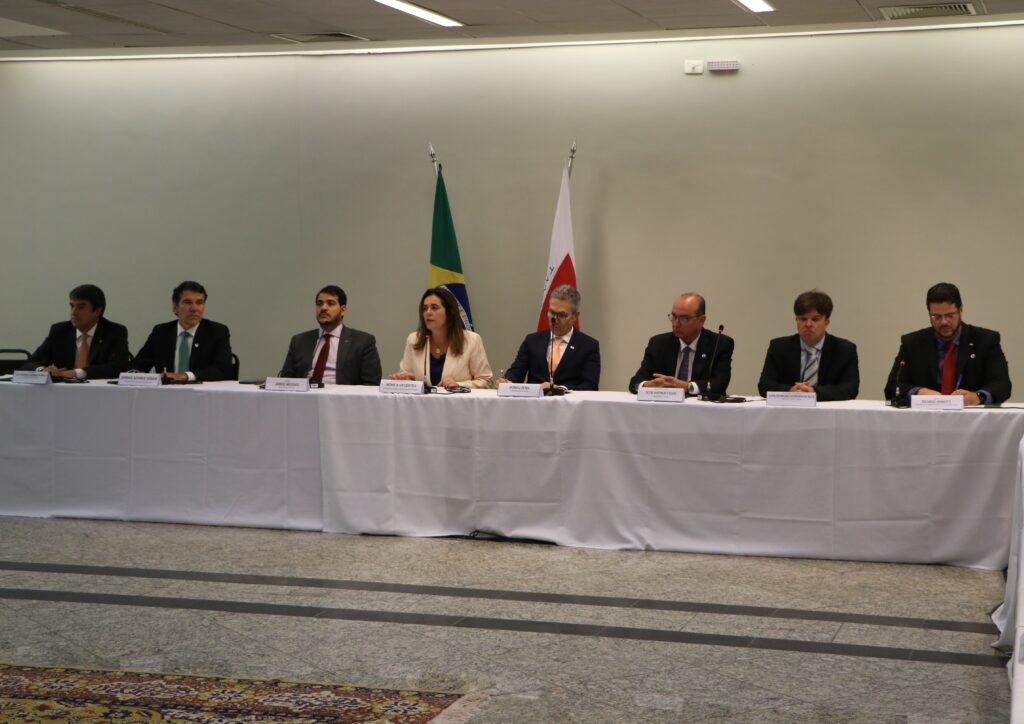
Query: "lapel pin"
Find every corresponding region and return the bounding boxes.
[970,353,976,359]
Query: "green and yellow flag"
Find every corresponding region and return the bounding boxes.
[429,165,473,330]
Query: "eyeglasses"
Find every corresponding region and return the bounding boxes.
[667,313,704,323]
[929,312,960,323]
[548,310,572,321]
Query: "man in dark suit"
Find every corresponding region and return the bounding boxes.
[629,292,733,396]
[499,285,600,390]
[279,285,382,385]
[24,284,130,380]
[758,290,859,401]
[133,280,234,382]
[884,282,1011,405]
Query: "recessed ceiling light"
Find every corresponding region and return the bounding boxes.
[374,0,463,27]
[735,0,775,12]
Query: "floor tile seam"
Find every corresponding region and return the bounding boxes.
[0,564,999,635]
[0,587,1007,670]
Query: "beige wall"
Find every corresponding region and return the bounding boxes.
[2,25,1023,395]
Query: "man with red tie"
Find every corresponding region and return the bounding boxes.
[24,284,130,380]
[884,282,1011,405]
[279,285,381,386]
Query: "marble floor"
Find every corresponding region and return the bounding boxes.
[0,515,1012,723]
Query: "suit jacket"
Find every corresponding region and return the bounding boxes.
[628,329,734,395]
[279,326,382,385]
[398,330,493,389]
[757,333,859,401]
[884,323,1011,403]
[134,318,234,382]
[24,317,130,379]
[505,329,601,390]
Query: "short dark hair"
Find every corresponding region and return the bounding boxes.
[793,290,833,318]
[69,284,105,314]
[172,281,207,305]
[926,282,962,308]
[317,285,347,305]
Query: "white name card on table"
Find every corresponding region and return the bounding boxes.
[379,379,427,395]
[766,391,817,408]
[911,394,965,410]
[264,377,310,392]
[11,370,50,385]
[117,372,162,387]
[497,383,544,398]
[636,386,685,403]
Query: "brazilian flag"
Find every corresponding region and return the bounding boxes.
[429,165,474,330]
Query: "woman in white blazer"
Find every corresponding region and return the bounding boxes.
[390,287,493,389]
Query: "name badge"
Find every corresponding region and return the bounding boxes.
[911,395,965,410]
[766,391,817,408]
[11,370,51,385]
[264,377,310,392]
[379,379,427,395]
[637,386,685,403]
[118,372,162,387]
[497,383,544,398]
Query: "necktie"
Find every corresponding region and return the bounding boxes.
[551,338,563,372]
[177,332,190,373]
[676,346,692,381]
[311,334,332,383]
[941,341,956,394]
[76,333,90,369]
[802,348,819,387]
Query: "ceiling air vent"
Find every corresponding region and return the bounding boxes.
[271,32,369,44]
[878,3,977,20]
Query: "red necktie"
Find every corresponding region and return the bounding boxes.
[941,341,956,394]
[311,334,332,383]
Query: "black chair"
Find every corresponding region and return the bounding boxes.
[0,349,31,375]
[230,353,240,381]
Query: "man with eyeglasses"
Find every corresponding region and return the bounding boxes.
[884,282,1011,405]
[629,292,733,396]
[757,290,859,401]
[500,285,600,390]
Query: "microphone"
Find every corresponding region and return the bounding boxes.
[422,330,433,394]
[544,333,566,396]
[891,360,908,408]
[700,325,725,401]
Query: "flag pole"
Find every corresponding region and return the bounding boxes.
[567,140,577,179]
[429,144,439,176]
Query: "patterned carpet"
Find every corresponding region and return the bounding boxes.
[0,663,464,722]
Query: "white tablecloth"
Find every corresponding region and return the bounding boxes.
[3,382,1023,568]
[0,381,322,529]
[318,389,1024,569]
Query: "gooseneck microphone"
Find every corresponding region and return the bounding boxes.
[891,360,908,408]
[422,330,434,394]
[700,325,725,401]
[544,333,566,396]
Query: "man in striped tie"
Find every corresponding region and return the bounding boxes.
[757,290,859,401]
[883,283,1011,406]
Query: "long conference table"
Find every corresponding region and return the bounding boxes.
[2,380,1023,569]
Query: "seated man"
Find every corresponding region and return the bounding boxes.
[629,292,732,396]
[134,280,234,382]
[500,285,600,390]
[24,284,130,380]
[758,290,859,401]
[884,282,1010,405]
[279,285,382,385]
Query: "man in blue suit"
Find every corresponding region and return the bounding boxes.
[500,285,600,390]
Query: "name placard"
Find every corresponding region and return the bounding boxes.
[11,370,50,385]
[264,377,310,392]
[379,379,427,395]
[766,391,817,408]
[911,395,965,410]
[118,372,162,388]
[497,383,544,398]
[637,386,685,403]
